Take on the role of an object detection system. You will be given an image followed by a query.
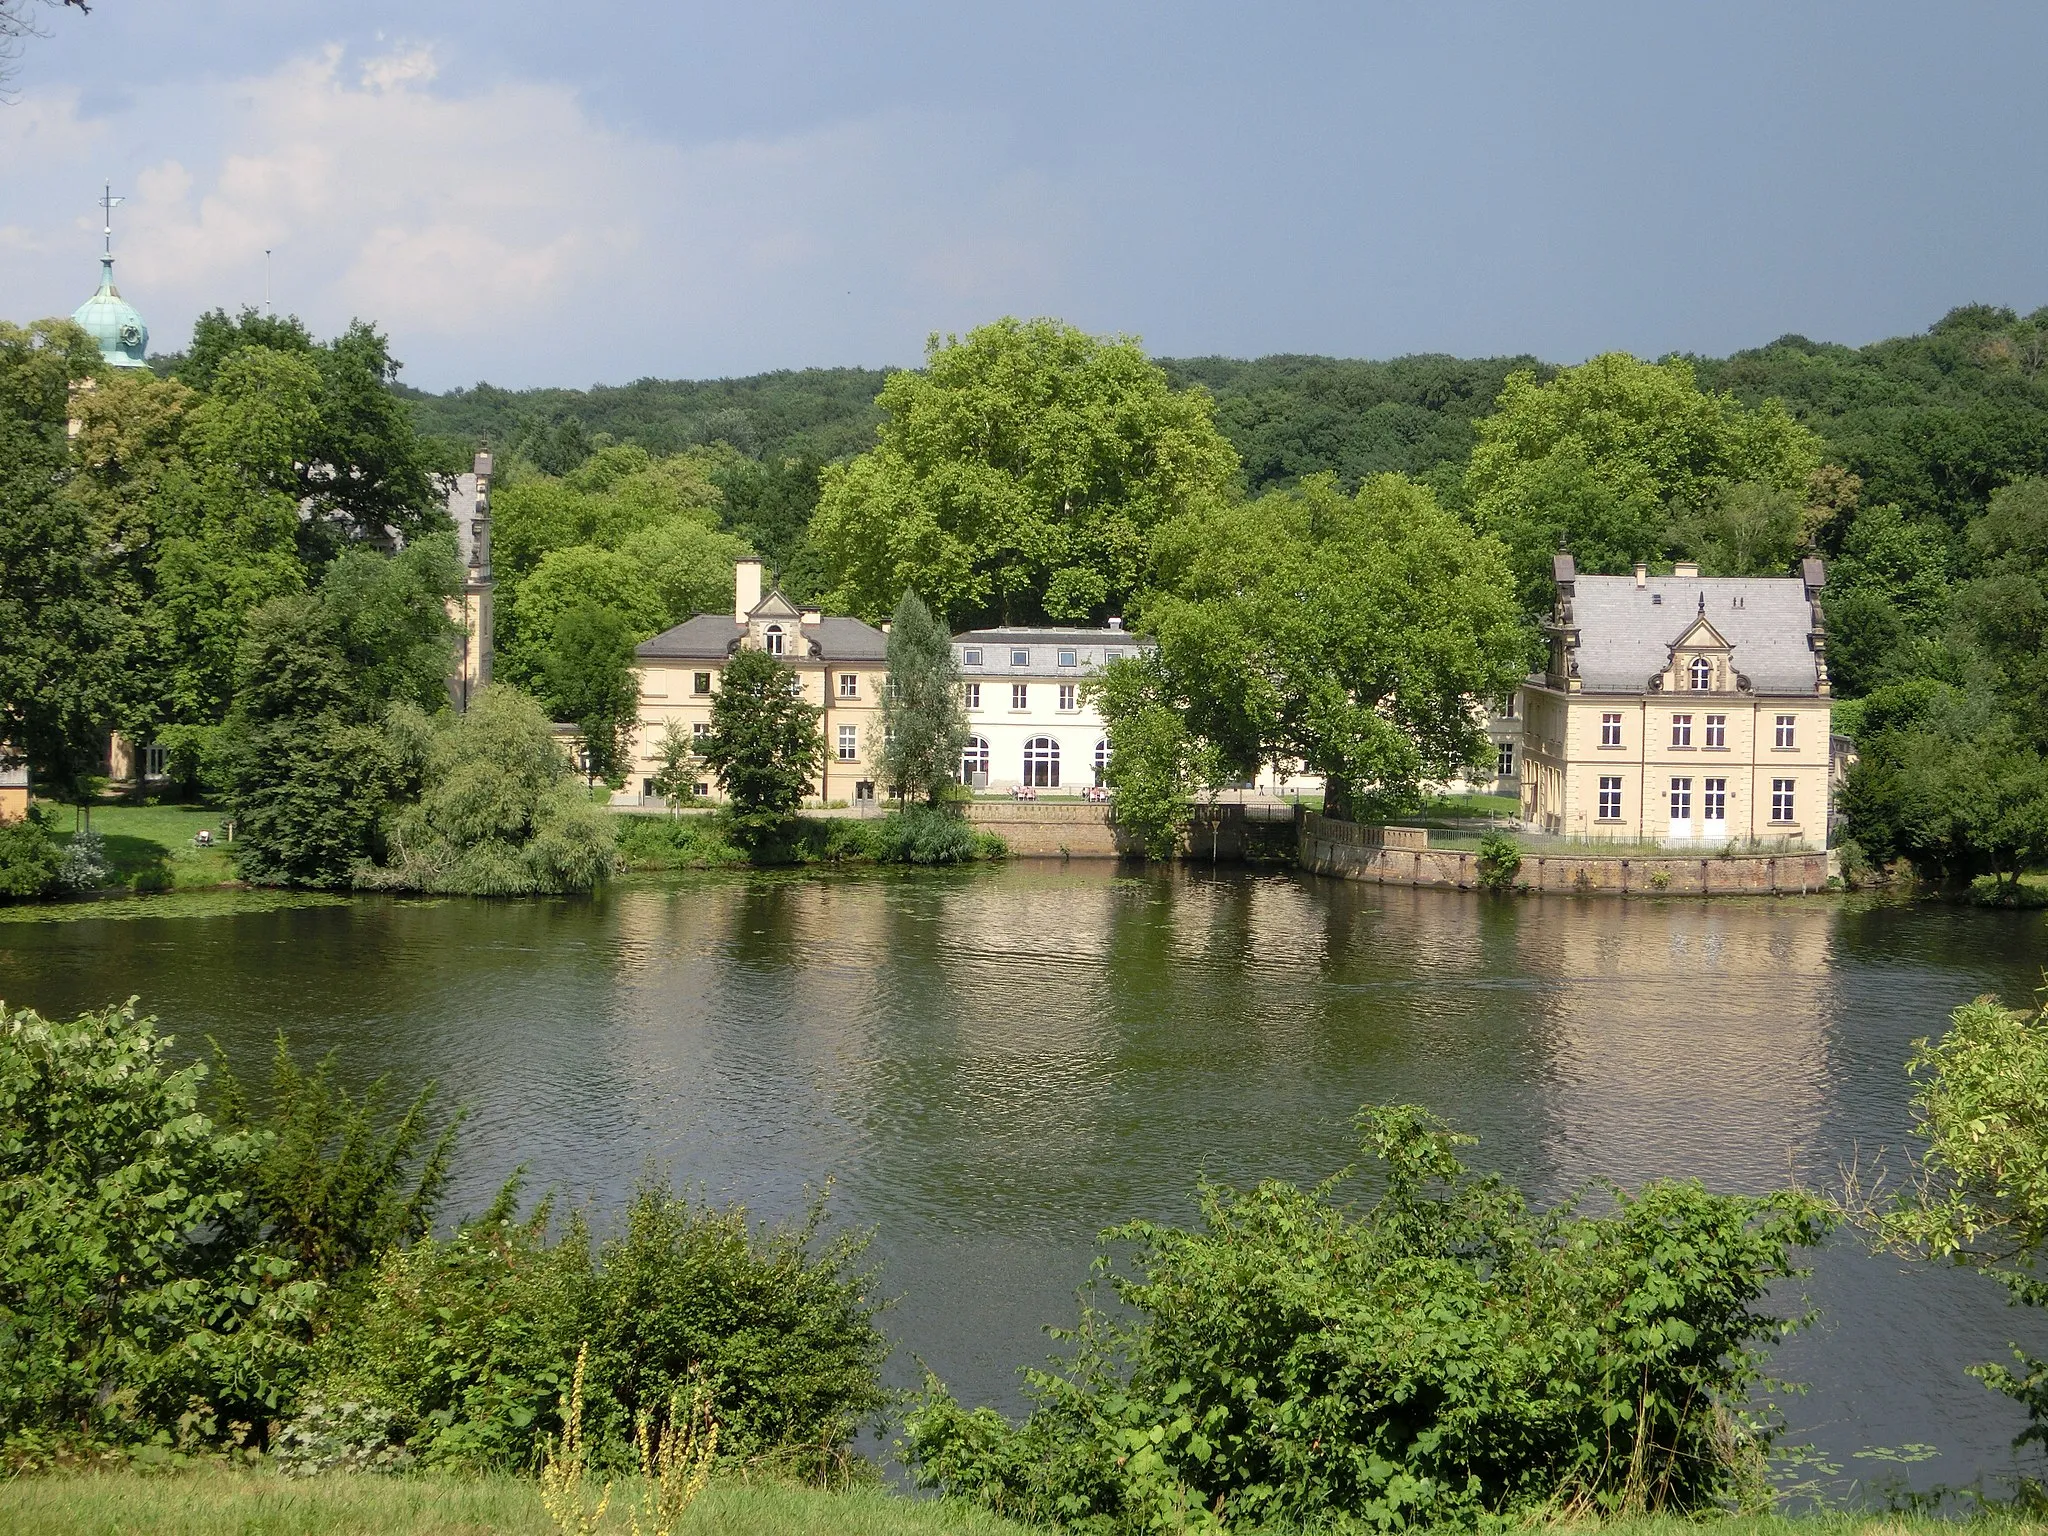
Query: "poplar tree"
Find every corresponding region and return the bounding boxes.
[878,590,967,805]
[701,647,823,847]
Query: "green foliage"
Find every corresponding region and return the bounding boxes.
[211,1038,461,1288]
[1878,987,2048,1449]
[0,811,64,901]
[878,590,968,804]
[701,648,824,848]
[813,318,1241,626]
[0,1000,315,1449]
[1091,653,1213,861]
[310,1183,888,1476]
[361,686,620,896]
[615,812,750,870]
[540,601,637,786]
[1139,473,1528,821]
[1477,830,1523,891]
[866,803,989,865]
[1465,353,1822,605]
[646,719,701,809]
[908,1105,1831,1532]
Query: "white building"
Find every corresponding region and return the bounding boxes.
[953,625,1141,792]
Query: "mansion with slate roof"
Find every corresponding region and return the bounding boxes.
[1515,555,1833,849]
[628,560,890,804]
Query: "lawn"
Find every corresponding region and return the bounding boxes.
[42,799,238,891]
[0,1471,2035,1535]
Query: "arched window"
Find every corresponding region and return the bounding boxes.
[1092,738,1111,786]
[960,736,990,785]
[1022,736,1061,788]
[764,624,785,656]
[1689,656,1711,691]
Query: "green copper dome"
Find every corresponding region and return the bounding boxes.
[73,256,149,369]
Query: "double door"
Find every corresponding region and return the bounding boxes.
[1668,776,1729,843]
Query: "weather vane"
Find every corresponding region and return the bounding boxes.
[99,180,123,260]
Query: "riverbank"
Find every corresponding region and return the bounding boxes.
[0,1469,2035,1534]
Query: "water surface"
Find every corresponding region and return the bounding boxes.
[3,866,2044,1487]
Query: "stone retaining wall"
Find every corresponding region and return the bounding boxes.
[963,801,1126,857]
[1298,811,1831,895]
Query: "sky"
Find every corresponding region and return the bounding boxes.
[4,2,2046,392]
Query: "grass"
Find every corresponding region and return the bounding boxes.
[0,1471,2038,1535]
[0,1469,1034,1535]
[42,799,238,891]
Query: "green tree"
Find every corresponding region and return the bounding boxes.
[1878,986,2048,1447]
[812,317,1241,626]
[647,719,699,807]
[541,600,638,786]
[700,647,823,848]
[363,686,619,896]
[1958,476,2048,744]
[0,318,119,801]
[878,589,968,804]
[1091,652,1221,861]
[1466,353,1821,606]
[1139,474,1528,821]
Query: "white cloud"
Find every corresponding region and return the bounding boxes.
[0,42,1083,385]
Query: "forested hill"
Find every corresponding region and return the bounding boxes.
[403,305,2048,514]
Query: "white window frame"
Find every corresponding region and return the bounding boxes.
[1011,682,1028,711]
[1598,775,1622,820]
[960,736,990,784]
[1600,712,1622,748]
[1703,776,1727,822]
[1010,647,1030,667]
[837,724,858,761]
[1704,713,1726,749]
[1771,778,1796,823]
[1669,776,1693,821]
[963,647,983,667]
[1058,683,1077,712]
[1775,714,1797,749]
[1671,714,1693,748]
[764,625,785,656]
[1690,656,1712,691]
[838,672,859,699]
[963,682,980,711]
[1023,735,1061,788]
[1057,647,1078,668]
[1496,742,1514,778]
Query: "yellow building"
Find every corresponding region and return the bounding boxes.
[624,560,890,806]
[1519,555,1833,849]
[0,759,27,823]
[446,451,494,712]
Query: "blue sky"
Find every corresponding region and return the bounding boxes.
[4,2,2045,390]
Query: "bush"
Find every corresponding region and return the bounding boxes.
[1476,829,1522,891]
[869,804,993,865]
[908,1104,1831,1532]
[0,814,63,900]
[615,813,750,870]
[54,827,111,893]
[312,1183,888,1477]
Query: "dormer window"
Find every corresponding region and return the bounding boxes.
[765,625,784,656]
[1689,657,1711,691]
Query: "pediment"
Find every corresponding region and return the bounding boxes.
[1668,612,1733,654]
[749,588,803,621]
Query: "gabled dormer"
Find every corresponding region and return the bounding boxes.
[1651,599,1748,694]
[746,588,805,656]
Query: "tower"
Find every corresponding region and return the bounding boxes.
[447,451,495,710]
[71,182,149,369]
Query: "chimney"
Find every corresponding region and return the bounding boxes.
[1107,615,1124,631]
[801,609,822,625]
[1673,560,1700,578]
[734,559,762,622]
[1634,563,1647,588]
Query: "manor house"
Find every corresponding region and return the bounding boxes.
[1515,555,1832,849]
[627,560,889,805]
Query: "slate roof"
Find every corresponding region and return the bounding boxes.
[636,614,888,663]
[0,762,26,789]
[952,626,1152,645]
[1569,574,1821,695]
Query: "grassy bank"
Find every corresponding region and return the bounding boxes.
[49,800,238,890]
[0,1470,2034,1536]
[616,809,1006,870]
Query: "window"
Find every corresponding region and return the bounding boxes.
[1598,776,1623,820]
[1669,777,1693,821]
[1671,714,1693,748]
[1093,738,1111,785]
[1057,648,1078,668]
[1499,693,1518,718]
[142,743,168,779]
[1771,778,1796,822]
[1601,712,1623,748]
[1058,683,1077,711]
[692,722,711,742]
[960,736,990,784]
[963,682,981,710]
[1775,714,1796,749]
[1496,742,1514,778]
[838,672,858,698]
[1705,713,1726,749]
[837,724,858,761]
[764,624,784,656]
[963,647,983,667]
[1703,777,1727,822]
[693,671,712,695]
[1689,656,1712,690]
[1023,736,1061,788]
[694,781,709,798]
[1011,683,1028,710]
[1010,647,1030,667]
[1106,648,1125,662]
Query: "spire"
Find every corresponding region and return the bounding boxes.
[73,180,149,368]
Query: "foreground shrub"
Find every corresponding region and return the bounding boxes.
[361,686,621,895]
[308,1183,888,1477]
[0,812,63,900]
[907,1104,1831,1532]
[1476,829,1522,891]
[869,804,997,865]
[0,1001,315,1449]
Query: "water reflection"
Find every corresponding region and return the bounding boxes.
[1,871,2044,1483]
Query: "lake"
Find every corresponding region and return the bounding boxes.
[3,864,2045,1490]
